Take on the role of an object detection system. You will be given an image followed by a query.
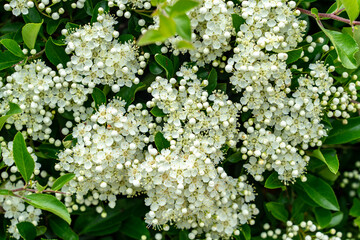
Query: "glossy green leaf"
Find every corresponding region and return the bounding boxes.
[0,102,21,131]
[155,132,170,152]
[45,37,69,66]
[22,20,43,49]
[118,34,135,43]
[25,194,71,224]
[265,172,284,189]
[232,14,245,33]
[16,222,37,240]
[119,216,150,239]
[350,198,360,217]
[204,68,217,93]
[51,173,75,191]
[151,106,166,117]
[35,226,47,237]
[324,117,360,144]
[0,189,14,196]
[91,1,109,24]
[226,151,242,163]
[311,148,339,174]
[116,82,146,107]
[173,14,192,41]
[49,216,78,240]
[47,19,68,35]
[137,29,168,46]
[13,132,35,183]
[159,15,177,38]
[296,174,340,211]
[0,39,25,57]
[327,211,344,228]
[321,28,359,69]
[241,224,251,240]
[0,50,23,70]
[91,87,107,108]
[341,0,359,23]
[314,207,332,228]
[286,48,303,64]
[169,0,199,17]
[176,40,194,49]
[265,202,288,222]
[155,54,174,79]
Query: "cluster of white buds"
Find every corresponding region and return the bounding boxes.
[63,13,147,92]
[340,161,360,198]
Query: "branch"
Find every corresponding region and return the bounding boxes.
[11,187,68,195]
[297,7,360,25]
[11,49,46,68]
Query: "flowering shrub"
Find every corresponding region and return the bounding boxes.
[1,0,360,239]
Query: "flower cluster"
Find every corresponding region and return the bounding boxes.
[138,66,258,239]
[63,13,147,92]
[57,98,156,207]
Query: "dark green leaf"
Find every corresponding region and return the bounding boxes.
[265,202,288,222]
[16,222,37,240]
[155,54,174,79]
[0,50,23,70]
[205,68,217,93]
[25,194,71,224]
[169,0,199,17]
[116,82,146,107]
[324,117,360,144]
[155,132,170,152]
[36,226,47,237]
[0,39,25,57]
[118,34,135,43]
[241,224,251,240]
[350,198,360,217]
[232,14,245,33]
[51,173,75,191]
[119,216,150,239]
[45,37,69,66]
[92,87,107,108]
[311,148,339,174]
[226,151,242,163]
[22,20,43,49]
[13,132,35,183]
[149,61,164,75]
[91,1,109,24]
[173,14,192,41]
[314,207,332,228]
[286,48,303,64]
[0,102,21,131]
[49,216,78,240]
[327,211,344,228]
[151,106,166,117]
[296,174,339,211]
[265,172,284,189]
[47,19,67,35]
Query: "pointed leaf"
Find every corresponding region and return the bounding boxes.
[204,68,217,93]
[314,207,332,228]
[350,198,360,217]
[173,14,192,41]
[0,102,21,131]
[155,132,170,152]
[0,39,25,57]
[51,173,75,191]
[45,37,69,66]
[155,54,174,79]
[325,117,360,144]
[13,132,35,183]
[91,87,107,109]
[16,222,37,240]
[49,216,78,240]
[169,0,199,17]
[22,20,43,49]
[265,172,284,189]
[265,202,289,222]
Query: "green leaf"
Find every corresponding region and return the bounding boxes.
[151,106,166,117]
[149,61,164,75]
[51,173,75,191]
[240,224,251,240]
[45,37,69,66]
[226,151,242,163]
[173,14,192,41]
[116,82,146,107]
[46,19,67,35]
[176,40,194,49]
[321,28,359,69]
[314,207,332,228]
[49,216,78,240]
[91,1,109,24]
[296,174,340,211]
[0,102,21,131]
[91,87,107,108]
[286,48,303,64]
[324,117,360,144]
[265,202,289,222]
[265,172,284,189]
[13,132,35,183]
[204,68,217,93]
[327,211,344,228]
[232,14,245,33]
[137,29,168,46]
[118,34,135,43]
[155,132,170,152]
[36,182,47,192]
[22,20,43,50]
[350,198,360,217]
[341,0,359,23]
[36,226,47,237]
[155,54,174,79]
[119,216,150,239]
[311,148,339,174]
[169,0,199,17]
[0,50,23,70]
[159,15,176,38]
[0,39,25,57]
[25,194,71,224]
[16,222,37,240]
[0,189,14,196]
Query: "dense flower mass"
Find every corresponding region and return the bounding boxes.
[1,0,360,239]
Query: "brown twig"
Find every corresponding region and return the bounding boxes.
[11,187,68,195]
[297,7,360,25]
[11,49,45,68]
